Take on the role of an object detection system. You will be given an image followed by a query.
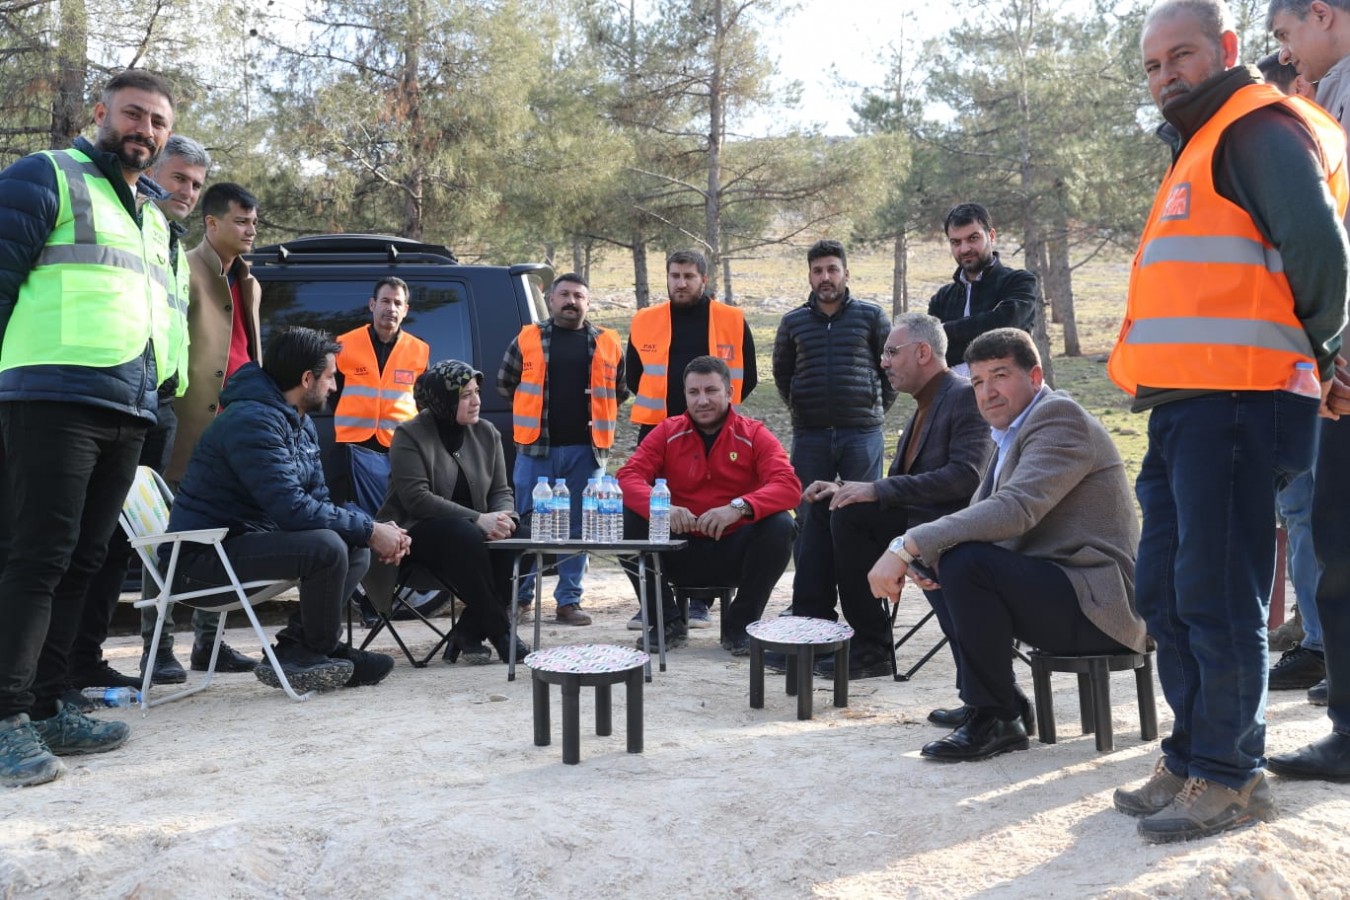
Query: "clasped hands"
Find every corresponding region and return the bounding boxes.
[370,520,412,565]
[668,504,740,540]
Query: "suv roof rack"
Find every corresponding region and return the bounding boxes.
[249,234,459,266]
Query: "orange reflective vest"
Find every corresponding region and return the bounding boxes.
[1109,84,1349,395]
[629,300,746,424]
[512,324,623,449]
[334,326,430,447]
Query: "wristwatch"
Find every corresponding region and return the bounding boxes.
[730,497,751,517]
[886,535,915,563]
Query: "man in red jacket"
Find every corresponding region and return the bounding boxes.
[618,356,800,654]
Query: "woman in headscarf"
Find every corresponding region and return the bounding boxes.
[370,360,527,663]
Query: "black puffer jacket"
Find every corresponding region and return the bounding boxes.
[772,291,896,429]
[926,254,1038,369]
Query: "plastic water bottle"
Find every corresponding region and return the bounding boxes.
[531,476,554,542]
[1283,361,1322,399]
[552,479,572,543]
[605,475,625,542]
[80,687,140,707]
[649,478,671,543]
[582,477,600,542]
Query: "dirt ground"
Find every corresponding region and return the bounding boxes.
[2,563,1348,899]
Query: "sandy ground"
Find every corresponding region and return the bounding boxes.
[2,563,1348,900]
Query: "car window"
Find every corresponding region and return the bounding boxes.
[257,278,473,364]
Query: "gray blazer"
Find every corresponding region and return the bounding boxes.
[875,370,994,530]
[908,388,1146,653]
[363,411,516,611]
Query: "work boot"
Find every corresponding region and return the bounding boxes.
[1137,773,1275,843]
[1114,757,1187,817]
[31,701,130,756]
[0,714,65,788]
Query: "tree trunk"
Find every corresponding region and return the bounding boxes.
[704,0,725,295]
[583,240,593,284]
[572,237,583,275]
[399,4,425,239]
[721,251,736,306]
[892,230,909,316]
[1048,230,1081,357]
[50,0,88,150]
[632,237,650,309]
[1024,228,1057,388]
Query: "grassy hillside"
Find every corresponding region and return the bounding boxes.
[582,238,1147,482]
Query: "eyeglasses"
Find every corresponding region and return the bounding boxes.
[882,342,920,360]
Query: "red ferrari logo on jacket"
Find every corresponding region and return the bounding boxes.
[1160,183,1191,221]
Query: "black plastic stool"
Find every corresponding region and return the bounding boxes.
[1028,646,1158,751]
[526,645,648,765]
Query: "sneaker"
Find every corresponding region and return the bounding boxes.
[636,621,688,651]
[192,641,259,673]
[1309,678,1329,706]
[331,644,395,687]
[1137,773,1275,843]
[255,643,354,692]
[555,604,593,626]
[490,632,532,663]
[723,634,751,656]
[0,714,65,788]
[688,600,712,629]
[59,689,99,713]
[31,700,130,756]
[626,612,645,631]
[1268,645,1325,690]
[69,660,141,689]
[444,631,492,665]
[140,644,187,685]
[1114,757,1187,817]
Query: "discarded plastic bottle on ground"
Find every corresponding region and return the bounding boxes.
[552,479,572,543]
[1283,361,1322,399]
[81,687,140,708]
[531,476,554,542]
[649,478,672,543]
[582,477,600,542]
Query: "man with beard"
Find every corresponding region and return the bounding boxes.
[165,327,408,694]
[143,182,267,681]
[926,204,1039,376]
[625,249,757,629]
[1110,0,1349,841]
[773,240,895,618]
[0,70,181,787]
[499,273,626,626]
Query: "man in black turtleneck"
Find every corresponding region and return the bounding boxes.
[624,249,758,630]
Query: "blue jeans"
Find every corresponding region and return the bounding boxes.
[1312,415,1350,733]
[1136,391,1318,788]
[1277,445,1323,651]
[789,426,884,614]
[512,445,602,607]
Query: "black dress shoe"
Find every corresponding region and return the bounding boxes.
[69,660,142,689]
[1016,692,1037,738]
[140,645,187,685]
[1308,679,1329,706]
[1267,732,1350,781]
[192,641,259,673]
[921,710,1030,762]
[928,705,974,727]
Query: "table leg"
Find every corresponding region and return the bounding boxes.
[533,550,545,664]
[562,677,581,765]
[626,667,643,754]
[795,646,814,720]
[833,641,850,708]
[644,553,666,675]
[596,683,613,736]
[749,639,765,709]
[532,675,550,747]
[509,554,523,682]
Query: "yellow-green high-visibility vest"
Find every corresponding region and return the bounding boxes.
[0,147,175,386]
[166,234,190,396]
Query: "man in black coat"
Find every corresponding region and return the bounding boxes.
[772,240,896,616]
[794,313,993,679]
[927,203,1039,374]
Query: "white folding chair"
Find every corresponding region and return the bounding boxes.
[119,466,309,708]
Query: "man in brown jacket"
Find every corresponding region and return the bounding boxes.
[869,328,1146,762]
[141,182,263,683]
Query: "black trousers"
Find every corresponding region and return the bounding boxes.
[69,400,178,678]
[826,501,921,658]
[0,401,147,719]
[933,542,1127,717]
[406,516,514,642]
[622,508,794,636]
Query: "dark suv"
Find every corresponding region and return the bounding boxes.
[247,234,552,481]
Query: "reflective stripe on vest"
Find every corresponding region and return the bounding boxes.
[2,148,174,382]
[1109,84,1349,394]
[512,324,623,449]
[629,300,746,424]
[333,326,430,447]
